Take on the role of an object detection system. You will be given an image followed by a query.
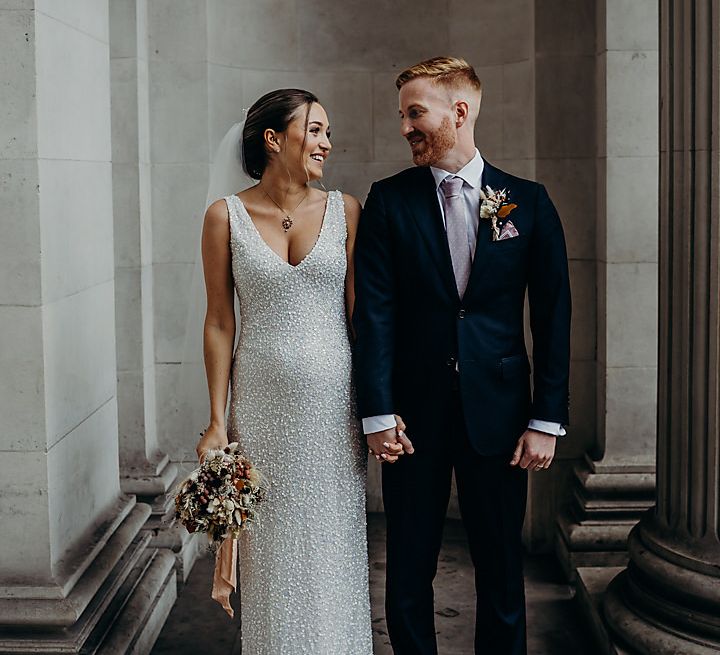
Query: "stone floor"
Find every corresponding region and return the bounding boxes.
[152,514,592,654]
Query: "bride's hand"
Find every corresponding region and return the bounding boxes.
[196,423,229,463]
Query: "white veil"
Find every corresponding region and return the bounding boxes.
[177,120,254,456]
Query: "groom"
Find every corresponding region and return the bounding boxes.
[353,57,571,654]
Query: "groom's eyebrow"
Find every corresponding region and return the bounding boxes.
[399,104,427,114]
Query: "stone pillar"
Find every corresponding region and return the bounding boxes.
[110,0,200,582]
[110,0,179,510]
[111,0,177,499]
[602,0,720,651]
[556,0,659,578]
[0,3,175,651]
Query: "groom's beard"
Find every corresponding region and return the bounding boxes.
[409,116,456,167]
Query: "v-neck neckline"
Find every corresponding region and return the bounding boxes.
[234,191,332,269]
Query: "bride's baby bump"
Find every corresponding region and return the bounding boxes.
[234,323,353,392]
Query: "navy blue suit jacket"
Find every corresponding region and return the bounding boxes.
[352,161,571,456]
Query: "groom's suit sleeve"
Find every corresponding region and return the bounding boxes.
[527,184,571,425]
[352,182,396,421]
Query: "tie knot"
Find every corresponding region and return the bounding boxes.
[440,176,464,198]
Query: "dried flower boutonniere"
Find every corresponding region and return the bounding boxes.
[479,186,519,241]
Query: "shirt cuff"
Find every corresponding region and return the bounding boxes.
[362,414,396,435]
[528,419,567,436]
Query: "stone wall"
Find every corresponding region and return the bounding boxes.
[523,0,599,549]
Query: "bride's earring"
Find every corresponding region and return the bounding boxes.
[267,131,281,153]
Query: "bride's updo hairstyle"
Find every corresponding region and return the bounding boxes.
[242,88,319,180]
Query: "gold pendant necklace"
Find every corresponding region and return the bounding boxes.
[261,184,309,232]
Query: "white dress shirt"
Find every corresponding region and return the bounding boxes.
[362,150,566,438]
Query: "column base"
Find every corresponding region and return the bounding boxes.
[600,518,720,654]
[122,456,203,585]
[574,565,718,655]
[120,451,178,498]
[604,571,720,654]
[0,500,177,654]
[555,458,655,580]
[141,462,204,585]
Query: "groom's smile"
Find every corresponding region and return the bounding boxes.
[403,117,456,167]
[407,131,426,151]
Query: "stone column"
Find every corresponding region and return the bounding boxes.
[603,0,720,651]
[111,0,177,499]
[110,0,201,583]
[110,0,179,509]
[556,0,659,578]
[0,3,175,651]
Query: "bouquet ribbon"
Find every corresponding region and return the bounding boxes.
[211,536,238,617]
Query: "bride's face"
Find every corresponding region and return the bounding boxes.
[276,102,332,182]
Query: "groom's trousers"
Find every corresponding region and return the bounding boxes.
[382,385,528,655]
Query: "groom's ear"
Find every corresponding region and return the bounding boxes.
[454,100,470,128]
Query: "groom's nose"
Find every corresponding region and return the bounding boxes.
[400,118,414,137]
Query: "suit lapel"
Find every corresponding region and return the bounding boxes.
[465,161,508,298]
[403,167,459,301]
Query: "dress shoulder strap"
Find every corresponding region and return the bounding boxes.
[223,194,244,235]
[326,189,347,235]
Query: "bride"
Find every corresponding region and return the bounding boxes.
[195,89,407,653]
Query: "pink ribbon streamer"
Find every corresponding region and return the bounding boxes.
[211,536,237,618]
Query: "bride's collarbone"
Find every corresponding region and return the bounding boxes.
[240,192,329,265]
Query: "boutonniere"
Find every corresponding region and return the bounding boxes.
[479,186,519,241]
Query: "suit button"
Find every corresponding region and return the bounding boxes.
[458,309,466,319]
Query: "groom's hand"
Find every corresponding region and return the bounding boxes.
[510,429,556,471]
[367,428,404,463]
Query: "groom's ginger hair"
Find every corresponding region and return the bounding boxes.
[396,57,482,121]
[395,56,482,96]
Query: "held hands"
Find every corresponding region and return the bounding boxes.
[510,429,556,471]
[196,422,229,463]
[367,414,414,464]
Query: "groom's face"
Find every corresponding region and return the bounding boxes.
[398,77,457,167]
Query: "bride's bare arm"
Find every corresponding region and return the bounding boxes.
[343,193,362,330]
[197,199,235,458]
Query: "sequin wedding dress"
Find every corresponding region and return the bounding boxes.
[223,190,372,654]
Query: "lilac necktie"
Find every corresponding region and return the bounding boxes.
[439,175,471,297]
